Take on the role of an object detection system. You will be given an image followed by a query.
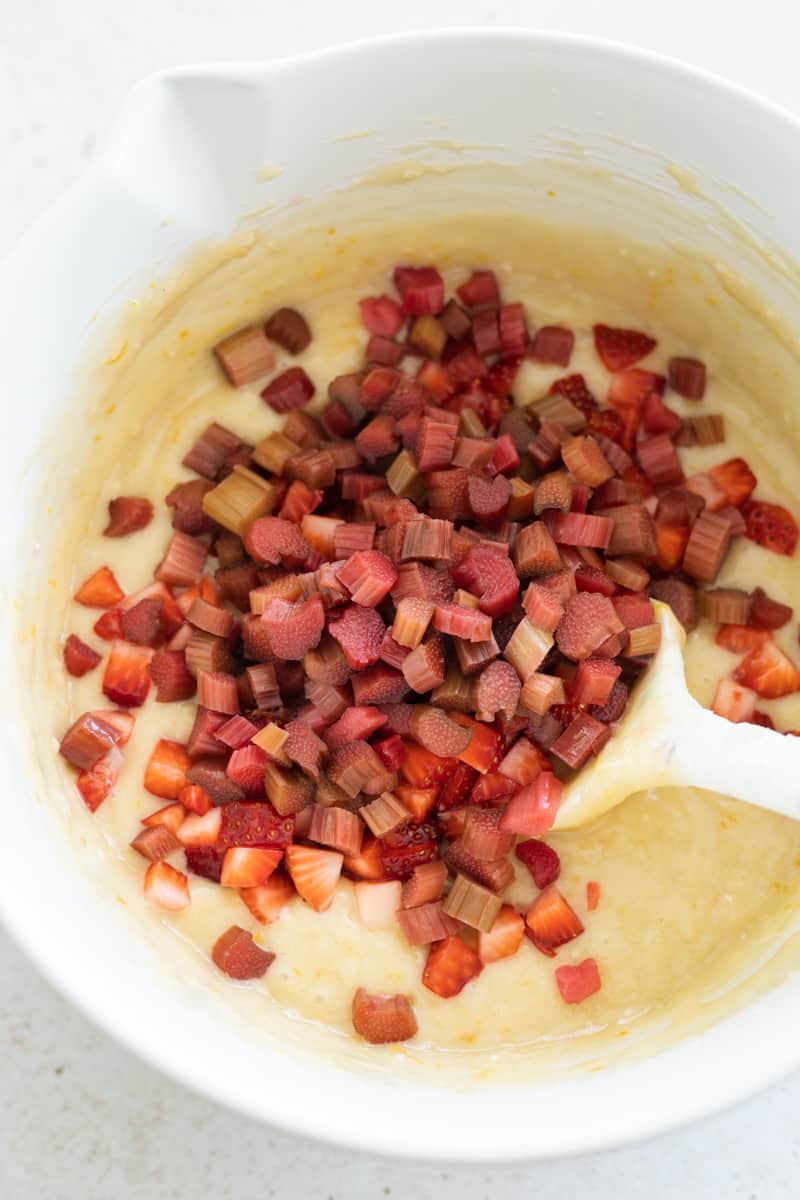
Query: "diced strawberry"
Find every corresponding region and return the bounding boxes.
[142,801,187,836]
[422,934,483,998]
[394,266,444,315]
[178,783,211,815]
[555,957,602,1004]
[178,807,223,848]
[742,499,799,556]
[352,879,403,929]
[451,544,520,618]
[212,925,274,979]
[594,325,657,372]
[499,773,563,837]
[75,565,124,608]
[586,880,602,911]
[446,715,503,774]
[104,496,154,537]
[352,988,418,1043]
[76,745,124,812]
[218,801,294,851]
[63,634,101,677]
[709,458,757,509]
[144,738,190,800]
[516,839,561,888]
[748,588,793,630]
[642,391,681,436]
[733,638,800,698]
[143,861,190,911]
[102,640,153,707]
[526,885,584,955]
[261,366,315,414]
[379,821,439,881]
[342,834,386,882]
[359,294,405,337]
[220,846,283,887]
[434,760,477,810]
[716,624,767,654]
[93,609,125,640]
[712,679,757,723]
[285,844,343,911]
[239,873,296,924]
[477,904,525,964]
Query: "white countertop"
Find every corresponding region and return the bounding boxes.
[2,2,800,1194]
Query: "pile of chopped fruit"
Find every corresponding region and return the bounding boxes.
[58,263,800,1045]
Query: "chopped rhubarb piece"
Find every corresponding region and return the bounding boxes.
[526,884,584,954]
[102,640,153,707]
[144,861,190,911]
[103,495,153,538]
[378,630,411,672]
[409,313,446,359]
[203,466,277,536]
[352,988,417,1044]
[531,325,574,365]
[571,658,621,707]
[360,791,410,838]
[452,632,498,676]
[285,844,343,911]
[677,414,725,448]
[227,743,270,794]
[556,957,602,1003]
[457,269,499,310]
[264,306,311,355]
[335,549,398,607]
[533,395,585,437]
[605,504,658,558]
[650,578,698,632]
[394,266,444,316]
[478,904,525,963]
[683,511,732,582]
[323,706,387,751]
[352,663,409,705]
[433,602,492,643]
[712,678,757,723]
[612,593,655,630]
[443,874,502,932]
[733,638,800,698]
[261,594,325,661]
[561,436,613,487]
[239,874,296,925]
[445,840,514,892]
[551,512,613,551]
[605,557,650,592]
[263,761,313,814]
[521,583,564,634]
[637,434,684,487]
[187,627,235,676]
[749,587,793,630]
[461,807,514,862]
[360,294,405,337]
[75,565,124,609]
[534,471,573,517]
[246,662,281,711]
[220,846,283,888]
[398,517,452,563]
[251,722,289,764]
[214,325,274,386]
[503,618,554,682]
[186,758,245,806]
[155,530,208,589]
[63,634,101,678]
[742,499,799,556]
[668,356,706,399]
[182,422,243,480]
[402,860,448,908]
[328,739,394,798]
[397,900,461,945]
[329,604,385,671]
[472,308,501,356]
[278,479,324,525]
[438,298,470,340]
[409,706,473,758]
[516,838,561,889]
[261,366,315,414]
[425,467,472,520]
[392,597,435,649]
[130,825,181,862]
[467,473,512,529]
[551,713,609,768]
[574,565,615,598]
[244,516,309,567]
[594,324,657,372]
[195,669,239,715]
[474,660,521,722]
[353,879,403,929]
[308,805,363,857]
[422,934,483,998]
[415,415,458,473]
[212,925,274,979]
[520,671,566,716]
[144,739,190,800]
[252,430,302,476]
[487,433,521,478]
[402,635,446,693]
[702,588,751,625]
[499,773,563,837]
[512,523,561,579]
[186,708,228,760]
[453,544,520,617]
[642,392,682,437]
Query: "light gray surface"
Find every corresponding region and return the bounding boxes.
[2,1,800,1195]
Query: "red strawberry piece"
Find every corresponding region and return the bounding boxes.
[587,406,628,448]
[379,821,439,881]
[261,366,315,413]
[451,544,520,618]
[586,880,602,911]
[372,733,406,773]
[748,587,793,630]
[144,861,191,910]
[500,773,563,838]
[555,957,602,1004]
[460,806,514,862]
[94,708,134,745]
[531,326,574,366]
[102,639,153,707]
[749,711,776,730]
[178,783,212,815]
[359,294,405,336]
[432,603,492,642]
[285,844,343,911]
[63,634,101,677]
[76,745,124,812]
[352,988,418,1043]
[456,270,499,310]
[218,801,295,851]
[74,565,125,608]
[642,392,681,437]
[165,479,215,535]
[393,265,444,316]
[709,457,757,509]
[549,373,597,418]
[93,609,125,640]
[467,474,512,529]
[516,838,561,888]
[220,846,282,888]
[486,357,522,400]
[477,904,525,964]
[422,934,483,998]
[436,760,478,810]
[594,324,657,372]
[474,660,521,723]
[184,845,225,882]
[526,885,584,955]
[470,772,517,804]
[103,496,154,537]
[448,715,504,774]
[212,925,274,979]
[261,594,325,661]
[177,806,222,847]
[144,738,190,800]
[733,638,800,698]
[329,604,386,670]
[401,860,448,908]
[337,549,398,607]
[59,711,120,770]
[342,834,386,882]
[239,873,295,924]
[244,517,310,566]
[742,499,799,556]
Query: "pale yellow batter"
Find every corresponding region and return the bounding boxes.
[25,193,800,1082]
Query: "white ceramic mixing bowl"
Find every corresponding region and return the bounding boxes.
[1,30,800,1160]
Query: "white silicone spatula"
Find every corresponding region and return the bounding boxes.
[553,601,800,830]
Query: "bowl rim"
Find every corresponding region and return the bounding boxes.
[3,26,800,1162]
